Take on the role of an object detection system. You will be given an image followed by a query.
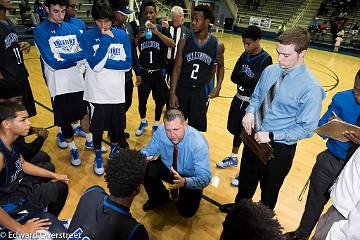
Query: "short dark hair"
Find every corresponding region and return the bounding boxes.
[143,0,156,12]
[0,78,23,100]
[163,109,185,122]
[104,149,148,198]
[193,4,213,21]
[242,25,262,41]
[0,103,26,126]
[221,199,283,240]
[91,0,114,21]
[279,27,310,52]
[45,0,69,8]
[355,69,360,86]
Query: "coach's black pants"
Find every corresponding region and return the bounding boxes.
[235,142,297,210]
[295,149,344,238]
[138,69,167,121]
[143,159,203,218]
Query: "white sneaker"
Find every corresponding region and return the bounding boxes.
[94,156,104,176]
[135,120,148,136]
[57,133,68,149]
[70,148,82,166]
[231,174,239,187]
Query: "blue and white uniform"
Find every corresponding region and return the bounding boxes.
[34,19,85,98]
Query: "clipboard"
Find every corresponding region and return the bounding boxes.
[240,129,273,165]
[314,119,360,142]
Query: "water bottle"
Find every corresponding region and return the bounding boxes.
[145,20,152,40]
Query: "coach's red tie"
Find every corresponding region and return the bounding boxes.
[171,144,179,199]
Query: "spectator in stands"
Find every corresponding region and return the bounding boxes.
[315,20,328,41]
[334,33,343,52]
[34,0,47,22]
[351,23,359,37]
[19,0,39,27]
[309,17,320,33]
[276,22,286,38]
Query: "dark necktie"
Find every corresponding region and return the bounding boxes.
[171,144,179,199]
[255,70,288,130]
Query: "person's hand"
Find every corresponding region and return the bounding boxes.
[209,86,221,99]
[135,75,142,86]
[52,173,69,184]
[161,19,169,29]
[169,167,185,189]
[344,131,360,145]
[254,132,271,143]
[146,21,159,35]
[32,127,49,139]
[19,218,51,234]
[242,113,255,135]
[169,93,179,108]
[101,29,114,38]
[19,41,31,54]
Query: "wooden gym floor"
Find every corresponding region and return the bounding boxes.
[24,32,360,239]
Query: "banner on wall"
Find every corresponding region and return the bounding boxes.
[249,16,271,29]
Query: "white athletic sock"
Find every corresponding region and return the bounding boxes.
[153,121,160,126]
[68,141,77,150]
[141,118,147,123]
[58,127,62,133]
[230,153,238,158]
[71,122,80,129]
[85,132,93,142]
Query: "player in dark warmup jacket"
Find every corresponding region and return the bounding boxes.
[170,4,225,132]
[135,0,175,136]
[0,103,68,235]
[216,26,272,194]
[0,0,36,117]
[68,149,149,240]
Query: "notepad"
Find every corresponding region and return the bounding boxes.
[314,119,360,142]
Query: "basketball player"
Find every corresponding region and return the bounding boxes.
[72,0,132,175]
[169,4,225,132]
[163,6,190,109]
[0,0,37,117]
[216,26,272,190]
[135,0,175,136]
[68,149,149,239]
[0,102,68,234]
[34,0,88,167]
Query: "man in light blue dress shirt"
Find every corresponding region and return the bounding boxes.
[238,27,326,210]
[141,109,211,218]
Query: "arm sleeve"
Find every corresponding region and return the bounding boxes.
[131,39,141,76]
[274,86,325,142]
[81,33,112,72]
[185,138,211,190]
[34,27,80,70]
[230,57,243,85]
[141,131,161,157]
[17,137,45,160]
